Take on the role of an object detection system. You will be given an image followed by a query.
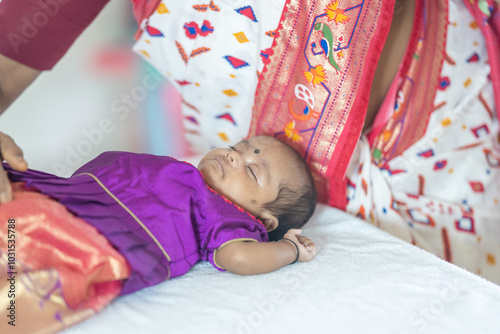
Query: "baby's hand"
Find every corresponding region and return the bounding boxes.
[283,229,317,262]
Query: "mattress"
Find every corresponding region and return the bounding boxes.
[62,203,500,334]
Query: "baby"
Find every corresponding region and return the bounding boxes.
[0,135,317,332]
[198,135,317,274]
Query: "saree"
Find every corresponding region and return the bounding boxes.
[0,183,130,334]
[132,0,286,152]
[250,0,500,282]
[249,0,397,207]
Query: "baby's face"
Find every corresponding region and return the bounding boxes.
[198,136,297,225]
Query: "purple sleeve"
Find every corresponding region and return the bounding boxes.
[203,216,269,272]
[0,0,110,70]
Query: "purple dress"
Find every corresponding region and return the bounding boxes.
[6,152,268,295]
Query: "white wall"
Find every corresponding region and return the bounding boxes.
[0,1,160,176]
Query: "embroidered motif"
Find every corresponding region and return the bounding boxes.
[185,116,199,125]
[235,6,257,22]
[433,160,447,170]
[471,124,490,138]
[175,41,189,65]
[216,113,237,125]
[325,0,350,25]
[469,181,485,193]
[181,99,200,113]
[139,50,150,58]
[417,149,435,158]
[193,0,220,12]
[312,23,341,72]
[444,52,456,65]
[224,56,249,69]
[145,24,164,37]
[156,3,169,14]
[218,132,230,142]
[265,29,276,38]
[184,20,214,39]
[441,228,452,262]
[233,32,249,43]
[303,65,327,86]
[176,80,191,86]
[466,52,480,63]
[438,76,451,90]
[289,98,320,122]
[284,120,303,143]
[222,89,238,96]
[191,47,211,58]
[260,48,273,65]
[455,216,476,233]
[294,84,315,109]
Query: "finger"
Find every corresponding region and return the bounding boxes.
[309,244,317,256]
[307,242,317,253]
[297,235,309,242]
[296,235,308,245]
[300,239,316,253]
[0,133,28,171]
[297,235,311,246]
[297,237,315,251]
[0,164,12,203]
[288,229,302,237]
[302,239,313,249]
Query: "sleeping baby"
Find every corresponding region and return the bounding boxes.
[0,135,317,334]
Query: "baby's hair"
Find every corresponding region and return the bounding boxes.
[263,139,317,241]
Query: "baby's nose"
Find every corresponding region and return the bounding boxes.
[226,152,239,166]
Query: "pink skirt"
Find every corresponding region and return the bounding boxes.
[0,183,130,334]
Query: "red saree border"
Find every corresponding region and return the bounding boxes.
[371,0,448,165]
[464,0,500,121]
[249,0,395,207]
[367,0,424,146]
[131,0,163,40]
[327,1,394,208]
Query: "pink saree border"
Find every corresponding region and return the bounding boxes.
[369,0,449,166]
[464,0,500,120]
[249,0,395,208]
[367,0,424,146]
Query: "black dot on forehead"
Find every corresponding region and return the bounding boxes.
[251,199,257,204]
[254,149,260,154]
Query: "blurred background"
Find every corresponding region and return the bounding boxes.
[0,0,189,177]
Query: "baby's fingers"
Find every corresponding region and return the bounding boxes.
[297,235,315,249]
[296,236,317,261]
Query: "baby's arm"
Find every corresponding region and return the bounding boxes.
[215,229,317,275]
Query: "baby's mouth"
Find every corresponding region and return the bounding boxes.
[215,157,225,176]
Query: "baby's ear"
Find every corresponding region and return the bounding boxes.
[259,211,279,232]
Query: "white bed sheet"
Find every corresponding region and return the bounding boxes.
[62,203,500,334]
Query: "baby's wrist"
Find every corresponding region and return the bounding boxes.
[277,238,299,264]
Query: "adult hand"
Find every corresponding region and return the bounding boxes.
[283,229,317,262]
[0,54,41,117]
[0,132,28,203]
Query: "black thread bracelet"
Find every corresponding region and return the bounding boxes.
[278,237,299,264]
